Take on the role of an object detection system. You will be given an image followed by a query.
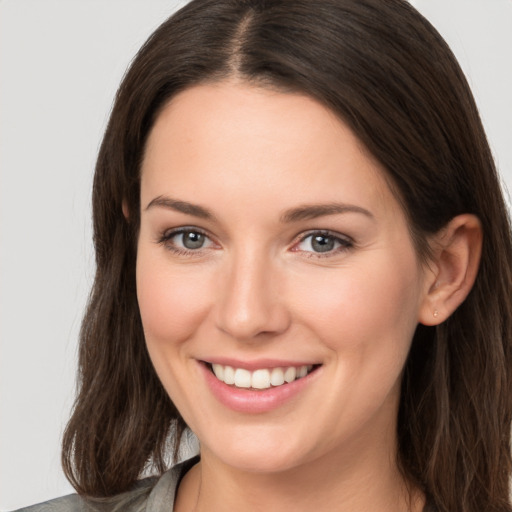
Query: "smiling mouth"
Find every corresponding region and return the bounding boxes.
[205,363,320,390]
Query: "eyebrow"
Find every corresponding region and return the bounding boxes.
[145,195,374,223]
[280,203,374,223]
[145,196,215,220]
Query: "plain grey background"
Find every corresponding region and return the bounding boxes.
[1,1,511,510]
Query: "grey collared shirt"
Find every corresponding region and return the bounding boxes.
[13,458,198,512]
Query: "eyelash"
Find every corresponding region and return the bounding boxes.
[156,227,354,258]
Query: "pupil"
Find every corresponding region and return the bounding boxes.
[183,231,204,249]
[312,235,334,253]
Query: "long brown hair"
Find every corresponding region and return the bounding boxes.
[62,1,512,510]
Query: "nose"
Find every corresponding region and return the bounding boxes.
[215,250,291,341]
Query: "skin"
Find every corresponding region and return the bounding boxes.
[135,81,481,512]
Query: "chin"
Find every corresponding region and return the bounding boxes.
[198,426,315,474]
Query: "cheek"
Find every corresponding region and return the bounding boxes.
[136,249,211,345]
[293,251,422,361]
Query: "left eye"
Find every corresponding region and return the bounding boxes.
[295,233,351,254]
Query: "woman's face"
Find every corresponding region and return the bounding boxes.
[137,82,430,473]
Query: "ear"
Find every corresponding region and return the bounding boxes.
[418,214,482,326]
[122,200,130,220]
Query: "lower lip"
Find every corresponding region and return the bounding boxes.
[199,363,320,414]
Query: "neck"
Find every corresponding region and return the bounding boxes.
[176,431,424,512]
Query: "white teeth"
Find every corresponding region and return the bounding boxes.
[284,366,296,383]
[270,367,285,386]
[297,365,308,378]
[223,365,235,385]
[234,368,251,388]
[210,363,314,389]
[212,364,224,380]
[252,369,270,389]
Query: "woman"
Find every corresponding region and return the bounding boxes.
[17,0,512,511]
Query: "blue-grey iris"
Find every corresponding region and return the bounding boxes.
[183,231,205,249]
[312,235,334,252]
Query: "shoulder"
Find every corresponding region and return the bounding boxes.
[12,457,199,512]
[11,479,155,512]
[12,493,89,512]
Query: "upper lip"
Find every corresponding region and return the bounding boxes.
[200,357,320,371]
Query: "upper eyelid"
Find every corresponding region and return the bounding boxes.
[160,226,211,239]
[293,229,353,244]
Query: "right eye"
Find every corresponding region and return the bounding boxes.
[158,228,216,254]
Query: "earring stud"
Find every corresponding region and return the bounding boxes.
[433,309,439,318]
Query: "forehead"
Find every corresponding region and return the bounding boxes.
[140,81,399,221]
